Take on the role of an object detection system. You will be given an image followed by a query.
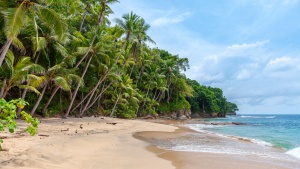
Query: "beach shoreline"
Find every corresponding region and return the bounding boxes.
[135,120,298,169]
[1,117,299,169]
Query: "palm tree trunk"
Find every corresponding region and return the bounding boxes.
[0,79,7,98]
[31,83,48,116]
[129,64,135,77]
[136,65,144,85]
[2,88,9,99]
[79,11,88,32]
[110,91,121,117]
[141,86,150,109]
[0,39,12,66]
[65,56,92,118]
[78,77,105,117]
[84,81,113,111]
[75,6,106,68]
[41,86,60,114]
[153,88,158,100]
[80,81,108,116]
[70,73,108,114]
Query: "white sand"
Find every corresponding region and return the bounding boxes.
[0,117,177,169]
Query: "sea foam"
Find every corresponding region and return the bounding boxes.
[286,147,300,159]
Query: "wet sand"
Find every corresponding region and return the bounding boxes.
[135,121,300,169]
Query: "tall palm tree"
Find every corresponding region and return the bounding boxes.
[64,0,119,118]
[0,0,65,65]
[115,12,140,50]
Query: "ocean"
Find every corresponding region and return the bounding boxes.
[178,114,300,160]
[135,114,300,168]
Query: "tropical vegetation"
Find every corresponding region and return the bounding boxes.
[0,0,238,120]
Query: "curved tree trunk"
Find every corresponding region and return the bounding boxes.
[75,5,106,68]
[0,79,7,98]
[41,86,60,114]
[31,83,48,116]
[65,56,92,118]
[84,81,113,111]
[0,39,12,66]
[110,91,121,117]
[70,73,106,114]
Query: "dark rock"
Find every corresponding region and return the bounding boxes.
[232,122,246,125]
[226,112,237,116]
[178,114,188,120]
[191,113,201,118]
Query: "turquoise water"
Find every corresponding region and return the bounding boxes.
[188,114,300,159]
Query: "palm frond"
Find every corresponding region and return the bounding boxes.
[27,64,46,75]
[76,47,90,55]
[54,43,69,57]
[36,5,64,40]
[11,36,25,52]
[66,74,84,88]
[15,56,31,71]
[19,85,41,95]
[4,4,26,39]
[53,76,70,91]
[32,37,47,52]
[5,49,14,68]
[27,74,47,88]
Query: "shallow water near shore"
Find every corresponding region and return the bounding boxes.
[135,115,300,169]
[187,114,300,158]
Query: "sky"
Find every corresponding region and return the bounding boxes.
[109,0,300,114]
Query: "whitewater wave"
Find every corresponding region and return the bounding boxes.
[286,147,300,159]
[241,115,275,119]
[169,145,283,159]
[186,124,273,147]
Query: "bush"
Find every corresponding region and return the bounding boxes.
[0,98,39,151]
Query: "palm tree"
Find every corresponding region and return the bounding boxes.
[115,12,140,50]
[110,74,134,117]
[0,0,65,65]
[30,63,83,116]
[65,0,119,118]
[0,50,45,99]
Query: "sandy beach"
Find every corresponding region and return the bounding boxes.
[0,117,176,169]
[1,117,299,169]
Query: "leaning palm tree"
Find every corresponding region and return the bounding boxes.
[110,74,135,117]
[64,0,119,118]
[0,0,65,65]
[30,63,83,116]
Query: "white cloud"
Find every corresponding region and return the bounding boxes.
[227,40,269,50]
[265,56,300,71]
[151,10,192,26]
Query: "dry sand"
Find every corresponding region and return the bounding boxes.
[0,117,176,169]
[1,117,298,169]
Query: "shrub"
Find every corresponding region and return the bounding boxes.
[0,98,39,151]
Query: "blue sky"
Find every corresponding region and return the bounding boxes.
[109,0,300,114]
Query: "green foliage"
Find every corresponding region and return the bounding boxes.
[0,98,39,150]
[186,79,238,117]
[157,96,190,114]
[0,0,238,120]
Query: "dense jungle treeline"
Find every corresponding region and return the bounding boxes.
[0,0,238,119]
